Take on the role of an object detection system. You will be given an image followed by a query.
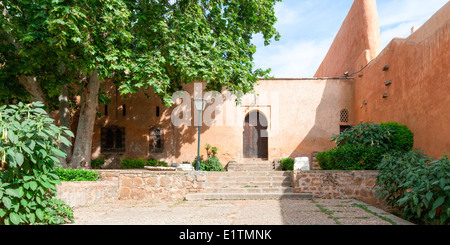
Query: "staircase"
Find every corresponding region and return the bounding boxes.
[185,160,312,200]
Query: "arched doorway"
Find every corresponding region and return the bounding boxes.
[243,111,268,159]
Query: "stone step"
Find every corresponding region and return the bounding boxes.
[206,171,291,177]
[206,180,292,188]
[185,192,313,201]
[206,175,290,182]
[227,161,274,171]
[202,187,294,193]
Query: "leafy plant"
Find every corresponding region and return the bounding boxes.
[379,122,414,152]
[317,145,385,170]
[375,151,450,225]
[120,158,168,169]
[280,158,294,171]
[0,102,74,225]
[331,122,393,149]
[318,122,415,170]
[91,158,105,169]
[192,144,225,171]
[54,168,99,182]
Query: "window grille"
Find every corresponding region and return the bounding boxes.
[340,109,349,123]
[101,126,125,153]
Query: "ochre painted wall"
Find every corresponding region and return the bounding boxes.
[353,3,450,158]
[92,78,354,166]
[314,0,381,78]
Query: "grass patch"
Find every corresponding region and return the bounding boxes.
[352,203,398,225]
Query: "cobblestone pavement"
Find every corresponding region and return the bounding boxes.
[70,198,413,225]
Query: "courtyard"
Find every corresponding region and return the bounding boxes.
[70,199,412,225]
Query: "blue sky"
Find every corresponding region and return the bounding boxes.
[252,0,449,78]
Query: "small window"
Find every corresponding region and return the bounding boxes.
[149,127,164,153]
[340,125,352,133]
[104,105,108,116]
[156,106,160,117]
[340,109,349,123]
[122,104,126,116]
[101,126,125,153]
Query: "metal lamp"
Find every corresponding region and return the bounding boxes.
[193,98,207,171]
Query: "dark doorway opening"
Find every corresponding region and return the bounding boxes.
[243,111,268,159]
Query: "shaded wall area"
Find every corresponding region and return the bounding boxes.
[353,3,450,157]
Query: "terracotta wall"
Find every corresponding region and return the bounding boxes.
[92,78,354,166]
[353,3,450,157]
[314,0,381,78]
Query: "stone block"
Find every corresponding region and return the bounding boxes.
[294,157,310,171]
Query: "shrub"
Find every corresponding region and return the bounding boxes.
[192,144,225,171]
[376,151,450,225]
[120,158,168,169]
[199,156,225,172]
[316,145,385,170]
[380,122,414,152]
[0,102,74,225]
[91,158,105,169]
[331,122,392,149]
[54,168,99,181]
[280,158,294,171]
[318,121,415,170]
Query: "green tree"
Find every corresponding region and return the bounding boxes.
[119,0,281,104]
[1,0,281,169]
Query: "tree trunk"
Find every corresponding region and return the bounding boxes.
[69,71,100,169]
[18,75,48,105]
[58,84,71,167]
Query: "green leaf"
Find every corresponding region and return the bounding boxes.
[29,181,38,191]
[2,196,12,209]
[5,188,21,198]
[432,196,445,210]
[36,208,44,221]
[28,213,36,224]
[426,192,433,201]
[59,136,72,147]
[51,148,66,158]
[15,152,24,166]
[9,212,21,225]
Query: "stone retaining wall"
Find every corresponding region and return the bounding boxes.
[56,181,118,208]
[292,170,382,207]
[56,170,206,207]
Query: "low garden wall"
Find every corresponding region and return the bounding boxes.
[56,181,119,208]
[56,170,206,207]
[292,170,383,208]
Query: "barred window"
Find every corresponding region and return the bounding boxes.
[101,126,125,153]
[340,109,349,123]
[150,127,164,153]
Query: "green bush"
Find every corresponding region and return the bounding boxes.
[192,144,225,171]
[280,158,294,171]
[318,121,415,170]
[380,122,414,152]
[120,158,168,169]
[91,158,105,169]
[376,151,450,225]
[331,122,392,149]
[317,145,385,170]
[0,102,74,225]
[54,168,99,181]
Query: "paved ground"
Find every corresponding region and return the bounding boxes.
[70,198,413,225]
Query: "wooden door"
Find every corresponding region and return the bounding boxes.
[243,111,268,158]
